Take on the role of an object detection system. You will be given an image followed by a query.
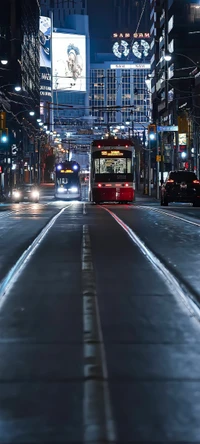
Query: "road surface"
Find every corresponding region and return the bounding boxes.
[0,186,199,442]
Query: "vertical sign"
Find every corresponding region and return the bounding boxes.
[39,16,52,100]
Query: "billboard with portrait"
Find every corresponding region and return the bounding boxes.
[52,33,86,92]
[39,16,52,100]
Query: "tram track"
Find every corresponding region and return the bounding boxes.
[134,204,200,228]
[101,204,200,324]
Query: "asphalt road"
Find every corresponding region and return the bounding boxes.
[0,187,200,442]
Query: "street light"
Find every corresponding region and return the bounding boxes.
[14,85,21,92]
[0,59,8,65]
[29,111,35,116]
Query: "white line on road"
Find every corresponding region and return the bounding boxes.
[82,225,117,443]
[0,205,71,310]
[103,207,200,322]
[83,202,87,215]
[135,205,200,228]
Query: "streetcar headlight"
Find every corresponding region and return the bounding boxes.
[58,187,65,193]
[31,190,39,198]
[13,191,21,199]
[70,187,78,193]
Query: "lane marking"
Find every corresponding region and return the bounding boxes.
[0,205,71,310]
[102,207,200,321]
[82,225,117,443]
[135,205,200,228]
[83,202,87,215]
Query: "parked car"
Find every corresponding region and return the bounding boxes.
[12,184,40,203]
[161,171,200,206]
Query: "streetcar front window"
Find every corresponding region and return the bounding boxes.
[97,158,127,174]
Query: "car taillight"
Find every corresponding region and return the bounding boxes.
[166,179,174,184]
[98,183,102,188]
[125,183,129,187]
[193,180,200,184]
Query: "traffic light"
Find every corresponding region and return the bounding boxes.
[148,124,157,141]
[0,128,8,144]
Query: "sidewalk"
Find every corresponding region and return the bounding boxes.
[134,188,159,204]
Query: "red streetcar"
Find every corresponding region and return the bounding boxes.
[90,138,135,203]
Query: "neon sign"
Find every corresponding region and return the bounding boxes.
[112,33,150,39]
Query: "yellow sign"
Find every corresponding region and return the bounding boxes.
[61,169,73,173]
[0,112,6,130]
[101,150,124,156]
[178,116,188,133]
[156,155,161,162]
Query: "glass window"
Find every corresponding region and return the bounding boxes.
[99,158,127,174]
[127,158,132,173]
[95,159,100,173]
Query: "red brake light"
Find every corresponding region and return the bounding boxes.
[98,145,101,148]
[193,180,200,184]
[98,183,102,187]
[125,183,129,187]
[167,179,174,183]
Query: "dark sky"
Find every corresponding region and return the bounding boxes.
[87,0,150,60]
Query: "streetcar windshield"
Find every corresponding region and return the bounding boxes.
[56,177,79,186]
[95,158,132,174]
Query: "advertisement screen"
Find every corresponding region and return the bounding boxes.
[39,16,52,100]
[52,33,86,92]
[40,16,51,68]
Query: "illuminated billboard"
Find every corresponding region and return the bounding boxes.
[52,33,86,92]
[39,16,52,100]
[40,16,51,68]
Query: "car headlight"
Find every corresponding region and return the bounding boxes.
[31,190,39,198]
[13,191,21,198]
[70,187,78,193]
[58,187,65,193]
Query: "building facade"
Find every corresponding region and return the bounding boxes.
[0,0,40,188]
[90,60,151,131]
[41,0,87,28]
[150,0,200,172]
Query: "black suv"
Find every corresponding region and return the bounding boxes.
[161,171,200,206]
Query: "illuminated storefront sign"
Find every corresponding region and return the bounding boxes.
[112,33,150,39]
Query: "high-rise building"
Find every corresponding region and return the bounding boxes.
[150,0,200,172]
[88,0,150,57]
[150,0,200,124]
[113,0,150,33]
[89,1,151,133]
[0,0,40,187]
[41,0,87,28]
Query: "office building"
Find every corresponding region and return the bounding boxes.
[0,0,40,187]
[41,0,87,28]
[150,0,200,125]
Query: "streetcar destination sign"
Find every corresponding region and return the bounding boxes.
[101,150,124,156]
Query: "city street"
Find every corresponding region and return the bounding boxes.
[0,187,200,442]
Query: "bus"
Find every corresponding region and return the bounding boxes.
[55,160,81,200]
[90,138,135,203]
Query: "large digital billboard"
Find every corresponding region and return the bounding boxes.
[52,33,86,92]
[40,16,51,68]
[39,16,52,100]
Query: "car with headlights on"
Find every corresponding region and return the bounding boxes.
[12,184,40,203]
[161,171,200,206]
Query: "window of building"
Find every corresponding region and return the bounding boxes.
[168,16,174,33]
[189,4,200,22]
